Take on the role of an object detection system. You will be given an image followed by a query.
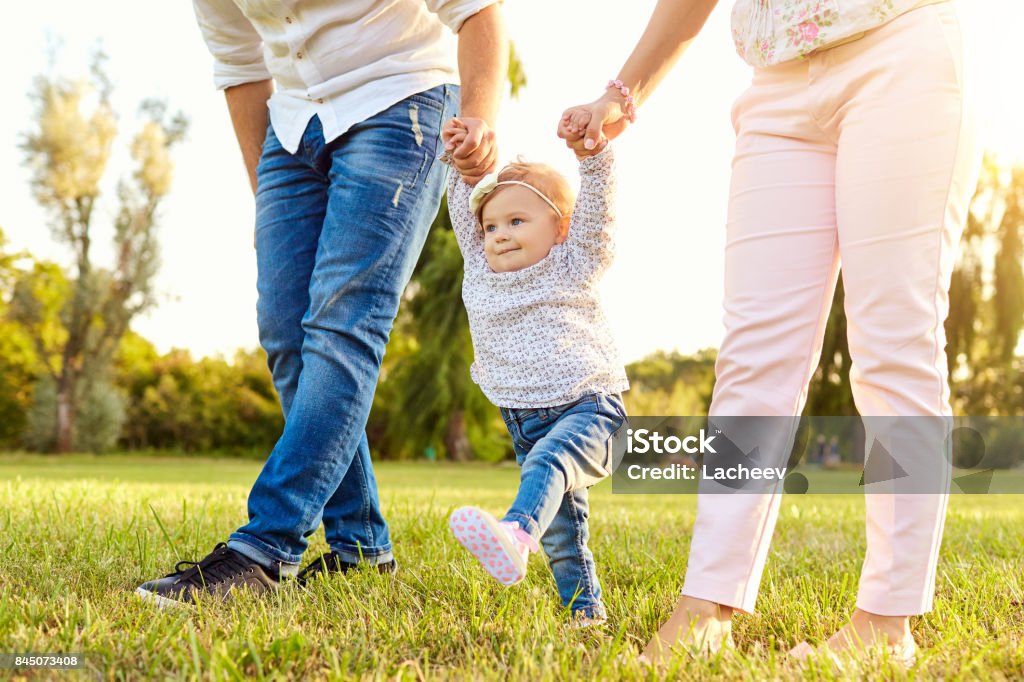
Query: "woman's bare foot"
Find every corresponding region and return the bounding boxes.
[639,596,735,665]
[789,608,916,665]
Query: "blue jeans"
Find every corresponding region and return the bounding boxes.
[500,393,626,619]
[227,85,458,571]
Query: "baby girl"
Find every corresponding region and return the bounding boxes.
[441,117,628,624]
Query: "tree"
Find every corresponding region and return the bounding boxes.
[115,342,283,454]
[946,156,1002,374]
[804,278,855,416]
[807,154,1024,417]
[991,165,1024,363]
[947,157,1024,415]
[14,51,188,452]
[382,220,500,461]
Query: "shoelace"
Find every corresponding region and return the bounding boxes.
[163,542,228,578]
[174,543,256,588]
[296,552,341,582]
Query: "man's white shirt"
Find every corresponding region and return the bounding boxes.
[192,0,498,153]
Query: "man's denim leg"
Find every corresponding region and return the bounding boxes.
[321,434,392,565]
[228,85,457,568]
[244,119,388,568]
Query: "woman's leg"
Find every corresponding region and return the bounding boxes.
[783,3,981,659]
[831,1,980,621]
[685,68,842,612]
[645,60,842,660]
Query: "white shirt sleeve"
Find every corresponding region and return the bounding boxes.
[423,0,501,33]
[192,0,272,90]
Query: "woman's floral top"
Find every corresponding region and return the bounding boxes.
[731,0,942,67]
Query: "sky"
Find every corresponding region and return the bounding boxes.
[1,1,1021,363]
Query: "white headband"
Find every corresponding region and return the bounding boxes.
[468,170,563,219]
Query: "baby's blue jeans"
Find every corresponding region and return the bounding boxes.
[499,392,626,620]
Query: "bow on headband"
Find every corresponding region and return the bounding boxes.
[468,170,564,219]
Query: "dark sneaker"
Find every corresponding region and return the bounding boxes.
[136,543,279,607]
[296,552,397,586]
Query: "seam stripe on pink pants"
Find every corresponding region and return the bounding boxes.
[681,2,981,616]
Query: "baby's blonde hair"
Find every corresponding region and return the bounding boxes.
[476,159,575,225]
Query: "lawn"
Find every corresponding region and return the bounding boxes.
[1,454,1022,680]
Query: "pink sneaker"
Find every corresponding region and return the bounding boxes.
[449,507,536,586]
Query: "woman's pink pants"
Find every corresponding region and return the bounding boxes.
[682,2,981,616]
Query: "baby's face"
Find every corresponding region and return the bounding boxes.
[480,186,566,273]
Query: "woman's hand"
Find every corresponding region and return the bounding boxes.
[557,92,632,159]
[555,0,721,157]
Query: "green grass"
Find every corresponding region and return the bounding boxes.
[1,454,1022,681]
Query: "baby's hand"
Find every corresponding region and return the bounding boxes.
[560,108,592,139]
[442,116,498,185]
[559,108,599,160]
[442,117,468,152]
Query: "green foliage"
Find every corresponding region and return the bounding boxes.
[948,157,1024,415]
[380,201,505,461]
[116,341,283,454]
[991,165,1024,363]
[22,377,58,453]
[0,324,37,447]
[0,229,42,447]
[623,349,716,416]
[74,379,126,453]
[8,259,71,376]
[506,43,527,99]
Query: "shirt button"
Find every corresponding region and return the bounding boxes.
[296,51,304,59]
[285,16,292,23]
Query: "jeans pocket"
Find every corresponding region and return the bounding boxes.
[406,89,446,115]
[503,414,535,455]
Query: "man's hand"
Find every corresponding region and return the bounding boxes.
[557,92,632,159]
[224,79,273,247]
[445,116,497,185]
[453,4,505,185]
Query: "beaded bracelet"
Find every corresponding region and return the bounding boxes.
[606,79,637,123]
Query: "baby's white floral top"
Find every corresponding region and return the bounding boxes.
[731,0,947,67]
[447,147,629,409]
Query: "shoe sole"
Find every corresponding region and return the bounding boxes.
[449,506,526,586]
[135,586,194,609]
